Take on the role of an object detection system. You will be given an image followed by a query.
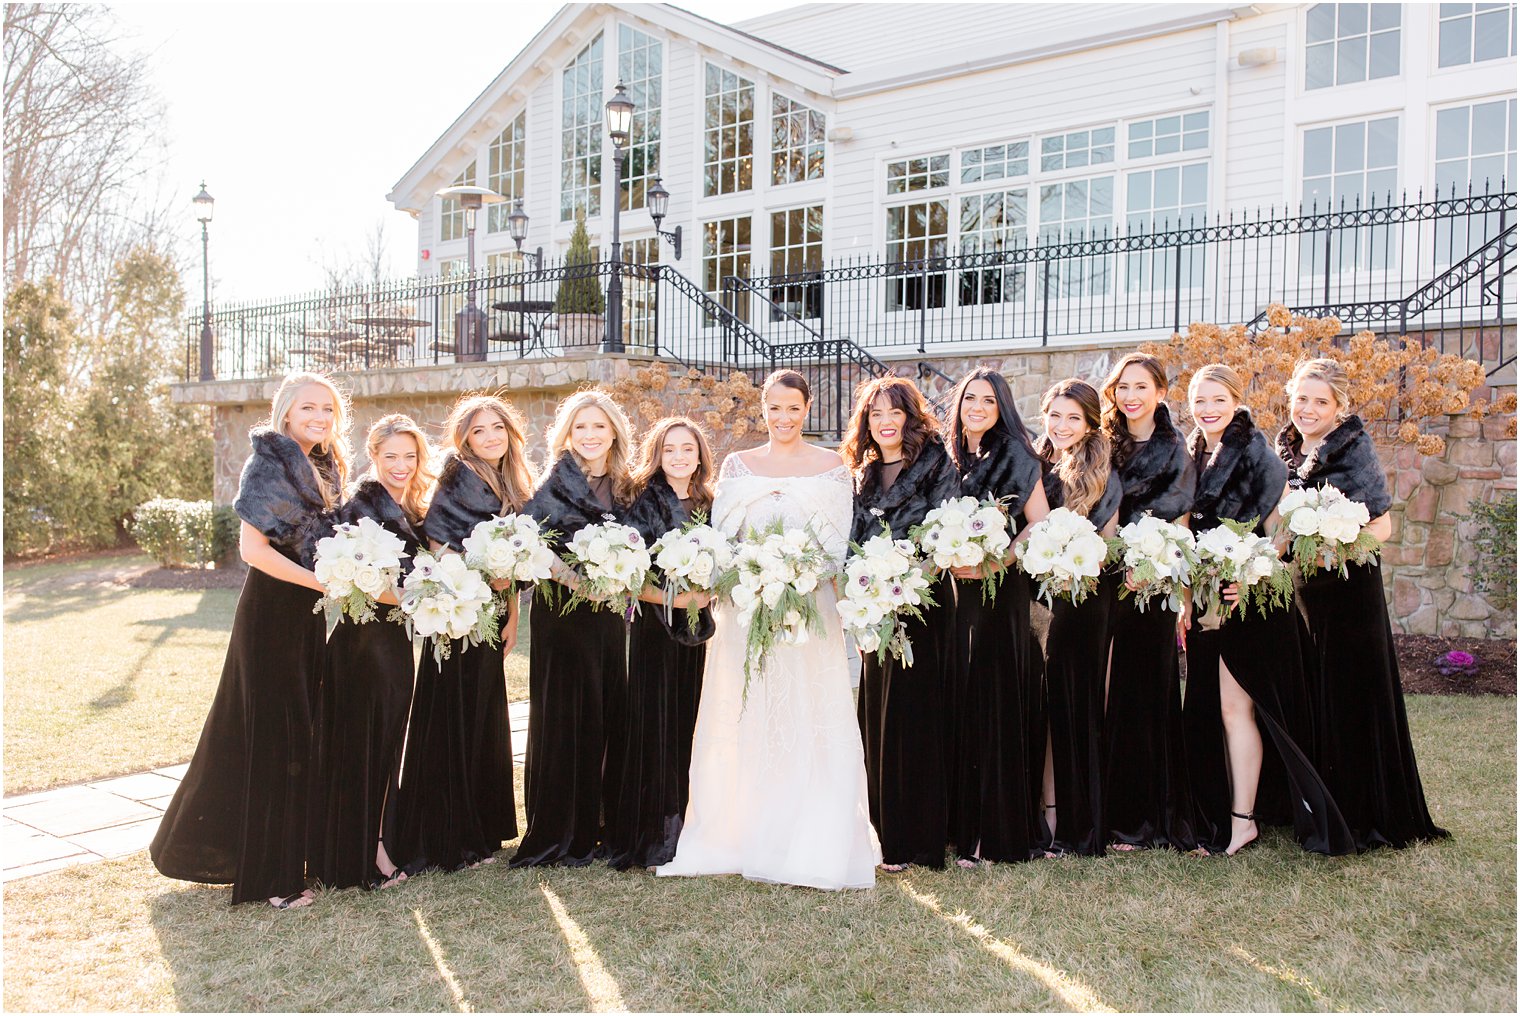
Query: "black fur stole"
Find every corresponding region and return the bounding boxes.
[953,425,1043,523]
[337,478,425,574]
[1275,415,1392,517]
[851,437,959,545]
[232,427,337,567]
[1116,404,1196,526]
[1042,463,1125,531]
[1188,408,1287,534]
[423,452,505,552]
[522,453,623,553]
[626,473,715,646]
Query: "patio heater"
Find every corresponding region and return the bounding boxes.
[192,182,215,381]
[604,81,635,353]
[436,184,505,362]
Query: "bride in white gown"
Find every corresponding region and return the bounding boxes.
[657,371,881,890]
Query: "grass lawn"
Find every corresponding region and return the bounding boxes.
[2,555,530,795]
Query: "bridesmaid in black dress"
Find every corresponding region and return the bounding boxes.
[1098,353,1198,852]
[843,376,959,871]
[1276,357,1448,850]
[1183,364,1353,857]
[605,416,717,871]
[395,394,533,871]
[150,371,349,908]
[1035,379,1123,859]
[311,414,432,891]
[944,368,1051,866]
[512,389,636,867]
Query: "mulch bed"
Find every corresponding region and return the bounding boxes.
[1394,634,1516,697]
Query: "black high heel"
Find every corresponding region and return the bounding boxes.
[1224,810,1259,856]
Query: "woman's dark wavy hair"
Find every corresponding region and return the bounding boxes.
[839,375,938,472]
[946,367,1037,472]
[1099,352,1170,470]
[630,415,716,514]
[1035,378,1111,518]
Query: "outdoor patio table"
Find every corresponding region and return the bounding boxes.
[490,299,557,357]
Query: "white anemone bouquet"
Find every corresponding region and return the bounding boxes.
[648,513,734,633]
[462,513,559,586]
[1191,519,1294,627]
[393,551,498,664]
[838,516,935,666]
[562,515,653,617]
[312,517,409,638]
[1114,514,1196,613]
[1015,506,1117,607]
[908,495,1013,602]
[1275,484,1380,579]
[713,518,831,703]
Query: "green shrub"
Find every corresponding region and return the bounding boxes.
[131,498,215,568]
[1461,491,1517,614]
[212,506,242,566]
[553,216,606,315]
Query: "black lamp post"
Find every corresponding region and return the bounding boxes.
[604,81,634,353]
[193,182,214,381]
[645,177,683,261]
[436,184,505,362]
[506,197,543,271]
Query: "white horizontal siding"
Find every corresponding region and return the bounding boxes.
[1223,15,1291,210]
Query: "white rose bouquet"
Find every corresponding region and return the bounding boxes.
[462,513,559,588]
[392,551,498,664]
[561,515,654,617]
[1190,519,1295,627]
[1275,484,1380,579]
[648,513,733,634]
[908,495,1014,602]
[312,517,409,638]
[837,515,936,666]
[1114,514,1196,613]
[713,518,831,704]
[1014,506,1117,607]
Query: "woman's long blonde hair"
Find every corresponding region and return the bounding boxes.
[545,388,636,504]
[363,413,437,522]
[1035,378,1111,518]
[269,371,351,509]
[630,416,716,514]
[443,394,535,512]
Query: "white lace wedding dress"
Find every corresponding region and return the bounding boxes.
[656,454,881,890]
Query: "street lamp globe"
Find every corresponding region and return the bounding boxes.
[507,198,529,246]
[646,177,670,225]
[604,82,634,149]
[193,181,214,224]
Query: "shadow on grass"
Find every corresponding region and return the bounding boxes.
[88,624,180,712]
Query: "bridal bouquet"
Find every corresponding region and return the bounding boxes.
[1113,514,1196,613]
[1014,506,1116,607]
[1191,519,1294,627]
[1275,484,1380,579]
[714,518,831,703]
[561,515,653,617]
[838,516,936,666]
[312,517,409,638]
[462,513,559,587]
[648,514,733,633]
[909,495,1013,602]
[393,551,498,664]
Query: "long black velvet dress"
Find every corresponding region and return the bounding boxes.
[1103,404,1199,851]
[1183,408,1355,856]
[511,454,629,867]
[394,453,516,871]
[947,425,1046,863]
[853,437,959,868]
[604,474,713,870]
[1042,465,1123,858]
[310,479,423,889]
[150,428,336,904]
[1277,416,1448,851]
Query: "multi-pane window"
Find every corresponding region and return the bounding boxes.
[1128,112,1209,159]
[769,205,824,319]
[886,154,950,194]
[1039,127,1115,172]
[439,163,476,242]
[561,34,604,221]
[771,94,825,186]
[1438,3,1517,66]
[621,236,660,348]
[437,257,469,349]
[958,189,1028,305]
[486,114,526,233]
[1301,117,1399,271]
[961,142,1029,184]
[885,200,949,310]
[1305,3,1400,90]
[1039,176,1114,295]
[703,64,754,196]
[1435,98,1517,263]
[703,216,752,324]
[1126,164,1208,290]
[618,25,661,211]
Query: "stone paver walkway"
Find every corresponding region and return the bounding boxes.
[2,700,530,883]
